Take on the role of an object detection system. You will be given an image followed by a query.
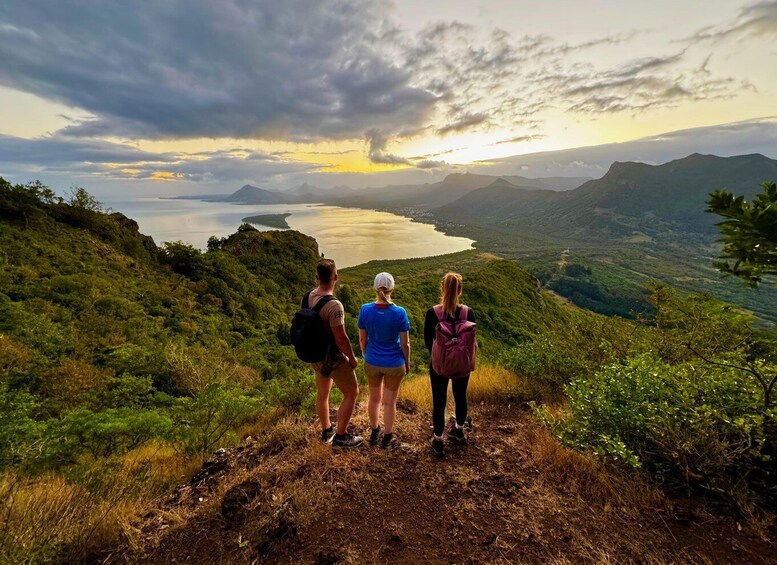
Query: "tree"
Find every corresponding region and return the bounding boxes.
[66,186,102,212]
[707,182,777,288]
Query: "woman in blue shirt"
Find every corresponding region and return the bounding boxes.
[358,272,411,449]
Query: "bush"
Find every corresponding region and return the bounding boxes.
[500,337,589,391]
[540,354,775,505]
[0,385,45,468]
[43,408,174,464]
[258,368,319,413]
[173,384,263,455]
[161,241,207,279]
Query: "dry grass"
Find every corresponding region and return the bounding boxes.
[0,443,203,563]
[0,472,135,563]
[526,425,664,514]
[399,363,546,408]
[131,388,762,564]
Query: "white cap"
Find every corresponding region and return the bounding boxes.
[373,272,395,290]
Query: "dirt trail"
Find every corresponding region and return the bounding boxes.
[123,402,775,564]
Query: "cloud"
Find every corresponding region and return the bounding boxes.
[0,133,317,184]
[538,31,643,57]
[468,117,777,178]
[399,17,744,135]
[688,1,777,42]
[0,1,762,179]
[365,129,412,165]
[496,134,545,145]
[0,0,436,141]
[414,159,448,169]
[532,50,743,114]
[436,112,489,135]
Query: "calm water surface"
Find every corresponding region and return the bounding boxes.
[103,198,474,268]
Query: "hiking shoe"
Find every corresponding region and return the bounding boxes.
[380,433,399,449]
[321,425,335,444]
[464,416,473,432]
[369,426,382,446]
[448,424,467,444]
[332,433,364,449]
[430,437,445,458]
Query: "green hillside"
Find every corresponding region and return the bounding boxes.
[1,178,774,562]
[0,178,578,475]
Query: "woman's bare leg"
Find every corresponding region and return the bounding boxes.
[382,387,399,434]
[368,379,383,429]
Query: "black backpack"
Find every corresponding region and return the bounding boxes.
[290,291,336,363]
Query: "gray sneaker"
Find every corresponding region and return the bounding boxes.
[332,433,364,449]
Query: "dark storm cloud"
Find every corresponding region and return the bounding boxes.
[0,0,436,141]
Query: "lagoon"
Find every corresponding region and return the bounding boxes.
[103,198,475,268]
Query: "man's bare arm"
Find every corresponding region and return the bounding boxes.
[332,324,357,368]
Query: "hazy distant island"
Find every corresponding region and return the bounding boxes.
[242,212,291,229]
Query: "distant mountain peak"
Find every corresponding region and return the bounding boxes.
[487,177,517,188]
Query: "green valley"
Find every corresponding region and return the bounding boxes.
[1,178,775,563]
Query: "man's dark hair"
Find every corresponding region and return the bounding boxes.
[317,259,337,284]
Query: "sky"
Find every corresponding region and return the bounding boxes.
[1,0,776,197]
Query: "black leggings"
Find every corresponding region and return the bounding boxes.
[430,369,470,436]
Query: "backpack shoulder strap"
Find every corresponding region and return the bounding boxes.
[458,305,469,321]
[433,305,446,323]
[301,290,312,309]
[312,294,336,313]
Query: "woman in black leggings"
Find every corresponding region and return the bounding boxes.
[424,272,475,458]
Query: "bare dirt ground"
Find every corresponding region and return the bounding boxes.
[118,401,775,564]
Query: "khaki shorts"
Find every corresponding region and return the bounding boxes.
[364,362,406,391]
[311,359,358,391]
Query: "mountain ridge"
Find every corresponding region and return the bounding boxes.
[435,153,777,238]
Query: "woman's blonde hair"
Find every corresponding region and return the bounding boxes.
[376,287,393,304]
[441,272,463,317]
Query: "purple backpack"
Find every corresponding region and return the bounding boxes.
[431,305,477,378]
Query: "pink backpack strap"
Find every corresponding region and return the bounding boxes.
[433,304,446,323]
[458,305,469,321]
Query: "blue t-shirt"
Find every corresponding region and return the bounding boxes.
[357,303,411,368]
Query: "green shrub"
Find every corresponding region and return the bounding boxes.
[258,368,321,413]
[173,384,263,455]
[43,408,174,464]
[541,354,775,504]
[500,337,589,390]
[0,385,45,468]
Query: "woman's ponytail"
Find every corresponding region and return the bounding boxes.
[441,272,463,317]
[376,286,393,304]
